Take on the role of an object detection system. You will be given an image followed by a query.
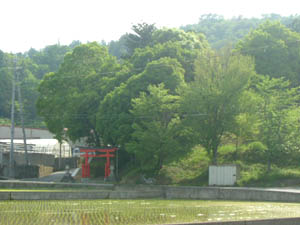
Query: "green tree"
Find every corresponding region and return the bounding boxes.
[25,43,76,79]
[19,71,40,123]
[237,21,300,85]
[126,84,191,174]
[124,23,157,56]
[130,30,209,82]
[0,51,12,118]
[152,28,208,48]
[96,57,185,146]
[253,76,300,171]
[233,89,261,150]
[181,14,298,49]
[180,49,255,164]
[37,42,123,145]
[97,28,209,155]
[288,17,300,33]
[109,35,130,59]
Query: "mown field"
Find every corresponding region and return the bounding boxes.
[1,199,300,225]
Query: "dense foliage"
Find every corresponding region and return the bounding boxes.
[2,15,300,181]
[181,14,300,49]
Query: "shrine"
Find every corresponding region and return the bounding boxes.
[79,147,118,179]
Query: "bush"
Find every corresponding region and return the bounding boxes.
[218,144,237,163]
[156,146,210,185]
[236,162,300,187]
[236,162,266,186]
[239,142,267,164]
[90,158,106,178]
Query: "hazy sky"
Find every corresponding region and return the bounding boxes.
[0,0,299,53]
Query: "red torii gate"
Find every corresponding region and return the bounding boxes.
[80,148,118,179]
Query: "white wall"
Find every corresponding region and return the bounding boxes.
[209,165,238,186]
[0,125,54,139]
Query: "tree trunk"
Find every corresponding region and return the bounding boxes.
[59,142,62,170]
[212,146,218,165]
[267,149,272,173]
[235,135,239,161]
[267,159,271,173]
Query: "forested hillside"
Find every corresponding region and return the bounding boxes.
[1,14,300,185]
[0,41,81,126]
[181,14,300,49]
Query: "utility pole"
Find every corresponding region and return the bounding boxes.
[9,57,17,178]
[0,143,3,167]
[16,64,29,166]
[59,141,62,170]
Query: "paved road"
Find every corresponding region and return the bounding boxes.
[22,169,77,182]
[38,170,67,182]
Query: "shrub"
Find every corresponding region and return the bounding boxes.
[239,142,267,164]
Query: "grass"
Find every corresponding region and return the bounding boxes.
[152,144,300,187]
[237,164,300,187]
[1,199,300,225]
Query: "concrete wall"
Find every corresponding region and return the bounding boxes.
[1,152,55,167]
[114,185,300,203]
[1,152,55,178]
[0,125,54,139]
[164,186,300,202]
[0,181,300,202]
[54,157,78,171]
[2,183,300,203]
[165,217,300,225]
[0,180,114,190]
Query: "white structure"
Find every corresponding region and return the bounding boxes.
[0,125,54,139]
[209,165,238,186]
[0,139,71,158]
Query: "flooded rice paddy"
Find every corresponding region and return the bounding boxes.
[1,199,300,225]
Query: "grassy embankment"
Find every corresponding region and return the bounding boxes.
[121,142,300,187]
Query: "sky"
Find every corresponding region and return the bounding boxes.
[0,0,299,53]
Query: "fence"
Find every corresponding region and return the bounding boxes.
[0,141,71,161]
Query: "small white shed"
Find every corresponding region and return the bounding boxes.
[209,165,238,186]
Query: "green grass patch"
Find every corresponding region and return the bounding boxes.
[118,142,300,187]
[237,163,300,187]
[157,146,210,185]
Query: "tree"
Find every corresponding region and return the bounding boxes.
[0,52,41,127]
[25,43,76,79]
[126,84,191,174]
[19,71,40,123]
[180,49,255,164]
[97,28,209,159]
[124,23,157,56]
[253,76,300,171]
[232,88,261,150]
[288,17,300,33]
[96,57,185,146]
[237,21,300,86]
[130,29,209,82]
[109,35,130,59]
[181,14,298,49]
[151,28,208,49]
[37,42,123,145]
[0,51,12,118]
